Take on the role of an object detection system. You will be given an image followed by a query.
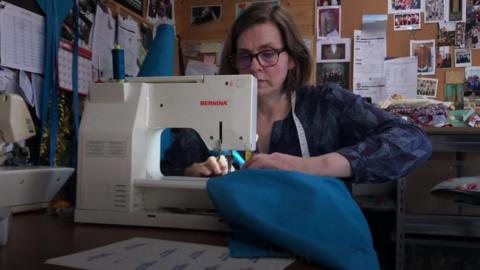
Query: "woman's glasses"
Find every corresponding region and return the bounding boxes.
[231,48,286,69]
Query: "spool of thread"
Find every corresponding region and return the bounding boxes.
[112,45,125,81]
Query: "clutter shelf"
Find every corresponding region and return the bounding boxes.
[396,127,480,270]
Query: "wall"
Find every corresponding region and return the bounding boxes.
[174,0,317,81]
[175,0,480,102]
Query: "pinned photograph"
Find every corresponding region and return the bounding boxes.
[191,5,222,25]
[454,48,471,67]
[117,0,144,16]
[388,0,423,14]
[437,21,456,46]
[425,0,445,23]
[316,62,349,89]
[410,39,436,75]
[317,6,341,39]
[147,0,174,25]
[317,0,341,6]
[436,46,452,68]
[447,0,466,22]
[465,66,480,91]
[456,22,465,48]
[393,12,421,31]
[466,5,480,48]
[61,0,96,50]
[316,38,350,63]
[417,77,438,97]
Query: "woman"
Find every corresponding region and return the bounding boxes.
[162,3,431,183]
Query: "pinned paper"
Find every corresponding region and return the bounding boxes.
[18,70,35,107]
[446,70,465,84]
[183,42,201,57]
[362,14,387,32]
[203,54,216,65]
[0,67,18,94]
[186,59,218,75]
[200,42,222,53]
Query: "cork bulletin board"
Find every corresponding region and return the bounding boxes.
[174,0,317,81]
[174,0,480,102]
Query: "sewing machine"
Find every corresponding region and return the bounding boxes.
[0,94,74,212]
[75,75,257,231]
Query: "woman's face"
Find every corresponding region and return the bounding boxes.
[236,22,294,98]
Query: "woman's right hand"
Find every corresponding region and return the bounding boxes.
[184,155,229,177]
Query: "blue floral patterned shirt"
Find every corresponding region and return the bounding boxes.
[161,84,432,183]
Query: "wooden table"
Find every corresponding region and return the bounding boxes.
[0,211,323,269]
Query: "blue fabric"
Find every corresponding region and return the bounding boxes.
[71,1,80,167]
[138,24,175,77]
[36,0,73,165]
[207,169,380,270]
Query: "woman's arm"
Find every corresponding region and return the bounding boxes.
[332,87,432,183]
[243,152,351,178]
[244,85,432,183]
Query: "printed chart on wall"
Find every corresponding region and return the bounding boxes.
[0,2,44,74]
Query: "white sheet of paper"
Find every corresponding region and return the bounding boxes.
[117,16,140,77]
[0,2,44,74]
[353,76,386,104]
[46,237,294,270]
[18,70,35,107]
[186,60,218,75]
[353,29,387,103]
[91,5,115,81]
[384,57,418,99]
[0,67,18,94]
[362,14,387,32]
[31,73,43,118]
[353,29,386,78]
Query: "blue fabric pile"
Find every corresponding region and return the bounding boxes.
[207,169,380,270]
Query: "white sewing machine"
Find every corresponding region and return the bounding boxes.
[0,94,74,212]
[75,75,257,231]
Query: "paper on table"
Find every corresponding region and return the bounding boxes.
[46,237,294,270]
[0,2,44,74]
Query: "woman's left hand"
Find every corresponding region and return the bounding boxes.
[242,152,352,178]
[243,152,304,171]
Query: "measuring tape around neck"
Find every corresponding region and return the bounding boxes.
[291,93,310,158]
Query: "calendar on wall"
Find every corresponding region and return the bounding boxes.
[57,41,93,95]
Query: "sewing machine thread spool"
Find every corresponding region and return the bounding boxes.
[112,45,125,81]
